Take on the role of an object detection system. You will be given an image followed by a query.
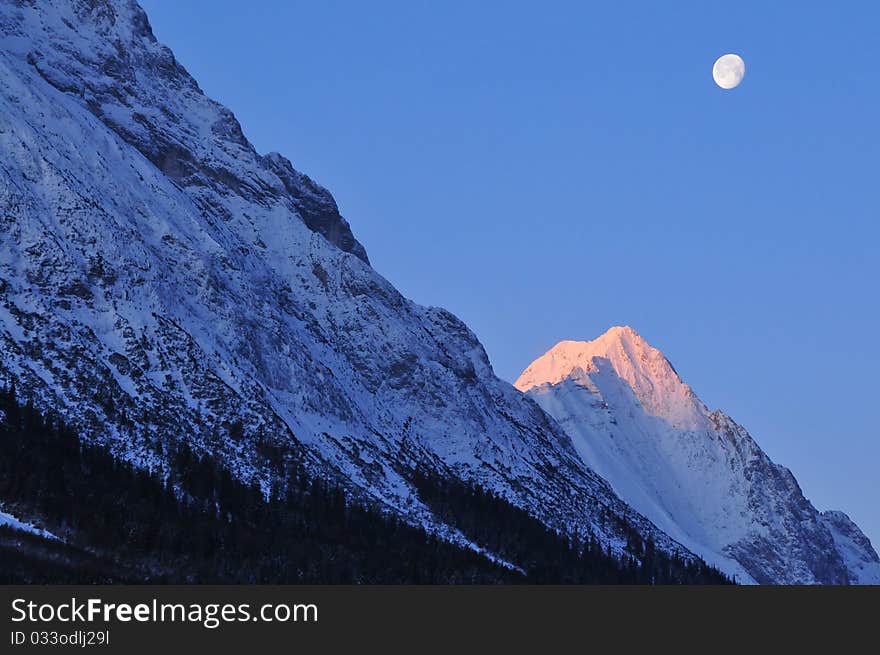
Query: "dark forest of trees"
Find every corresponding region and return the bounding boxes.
[411,470,731,584]
[0,385,731,584]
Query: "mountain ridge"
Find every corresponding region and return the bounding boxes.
[0,0,697,574]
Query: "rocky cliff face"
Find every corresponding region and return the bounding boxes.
[820,510,880,585]
[516,326,879,584]
[13,0,369,263]
[0,0,684,560]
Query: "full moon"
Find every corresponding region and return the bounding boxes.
[712,53,745,89]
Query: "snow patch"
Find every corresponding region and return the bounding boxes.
[0,510,60,542]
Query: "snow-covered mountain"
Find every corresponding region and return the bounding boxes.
[1,0,871,585]
[0,0,692,565]
[515,326,880,584]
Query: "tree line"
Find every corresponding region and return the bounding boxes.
[0,384,730,584]
[411,469,732,584]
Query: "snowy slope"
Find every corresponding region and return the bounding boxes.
[516,327,880,584]
[0,509,59,541]
[0,0,689,563]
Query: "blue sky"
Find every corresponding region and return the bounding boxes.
[139,1,879,547]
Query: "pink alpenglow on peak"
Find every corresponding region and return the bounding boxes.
[515,326,705,431]
[514,326,674,393]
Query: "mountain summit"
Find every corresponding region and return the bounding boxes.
[515,326,704,431]
[516,328,880,584]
